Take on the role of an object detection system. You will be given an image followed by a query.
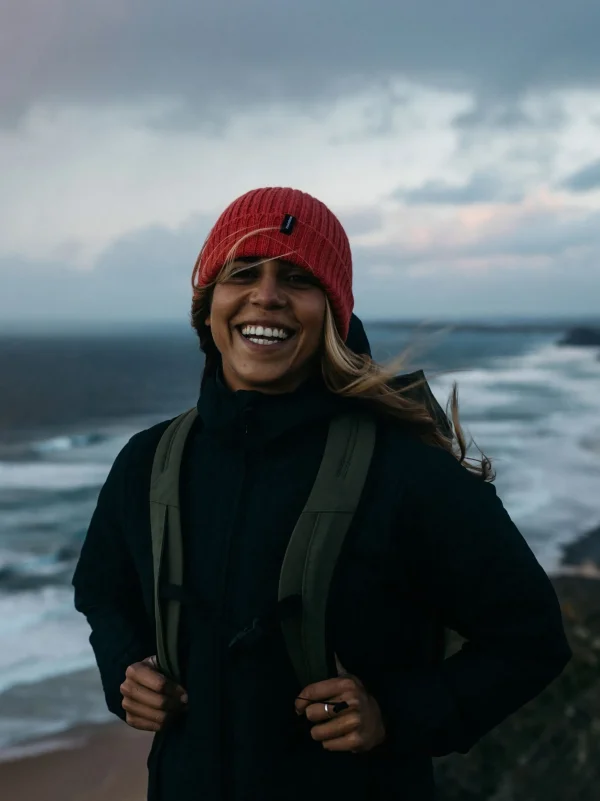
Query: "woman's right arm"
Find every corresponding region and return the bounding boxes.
[72,439,155,721]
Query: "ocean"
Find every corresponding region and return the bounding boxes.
[1,321,600,753]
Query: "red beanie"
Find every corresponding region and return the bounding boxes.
[193,187,354,338]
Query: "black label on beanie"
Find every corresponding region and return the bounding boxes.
[280,214,296,235]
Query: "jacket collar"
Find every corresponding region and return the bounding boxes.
[196,369,348,447]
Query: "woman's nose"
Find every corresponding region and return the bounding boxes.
[250,274,286,307]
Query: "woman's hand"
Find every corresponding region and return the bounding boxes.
[120,656,188,732]
[295,660,386,753]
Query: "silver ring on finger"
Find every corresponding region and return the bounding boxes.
[324,703,333,718]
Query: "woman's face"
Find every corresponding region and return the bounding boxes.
[206,258,327,394]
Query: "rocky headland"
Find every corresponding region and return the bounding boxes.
[434,523,600,801]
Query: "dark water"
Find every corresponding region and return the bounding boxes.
[0,329,204,445]
[0,323,563,443]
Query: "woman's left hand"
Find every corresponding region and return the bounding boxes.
[295,663,386,753]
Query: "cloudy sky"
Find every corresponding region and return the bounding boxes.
[2,1,600,328]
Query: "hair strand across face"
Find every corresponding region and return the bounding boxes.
[191,231,493,480]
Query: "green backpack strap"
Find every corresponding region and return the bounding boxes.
[278,413,377,689]
[150,409,376,691]
[150,408,197,685]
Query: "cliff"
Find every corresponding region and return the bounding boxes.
[557,327,600,347]
[434,528,600,800]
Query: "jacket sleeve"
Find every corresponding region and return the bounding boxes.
[72,439,154,721]
[375,447,572,757]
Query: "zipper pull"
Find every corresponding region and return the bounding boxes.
[242,406,254,436]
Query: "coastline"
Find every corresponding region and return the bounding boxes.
[559,523,600,572]
[0,721,152,801]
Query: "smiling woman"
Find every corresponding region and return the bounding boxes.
[202,257,326,394]
[190,195,486,473]
[73,186,571,801]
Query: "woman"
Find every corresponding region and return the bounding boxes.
[73,187,571,801]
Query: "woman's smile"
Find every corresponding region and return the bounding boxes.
[236,322,297,350]
[207,259,325,393]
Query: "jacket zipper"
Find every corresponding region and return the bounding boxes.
[217,406,253,801]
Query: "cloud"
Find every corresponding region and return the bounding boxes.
[0,199,385,329]
[561,158,600,192]
[396,172,522,206]
[0,91,465,264]
[356,194,600,268]
[3,1,600,127]
[338,207,385,236]
[2,0,600,330]
[0,219,205,329]
[454,103,538,131]
[350,197,600,318]
[353,254,600,321]
[2,190,600,330]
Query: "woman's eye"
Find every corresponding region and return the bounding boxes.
[229,267,257,282]
[287,273,313,285]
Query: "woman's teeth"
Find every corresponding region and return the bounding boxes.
[240,325,291,345]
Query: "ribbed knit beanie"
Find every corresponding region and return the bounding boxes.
[193,187,354,338]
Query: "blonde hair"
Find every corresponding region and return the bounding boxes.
[191,229,493,481]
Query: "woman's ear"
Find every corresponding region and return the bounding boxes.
[204,314,211,327]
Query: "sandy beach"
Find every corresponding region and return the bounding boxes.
[0,722,153,801]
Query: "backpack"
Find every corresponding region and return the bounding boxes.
[149,371,449,689]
